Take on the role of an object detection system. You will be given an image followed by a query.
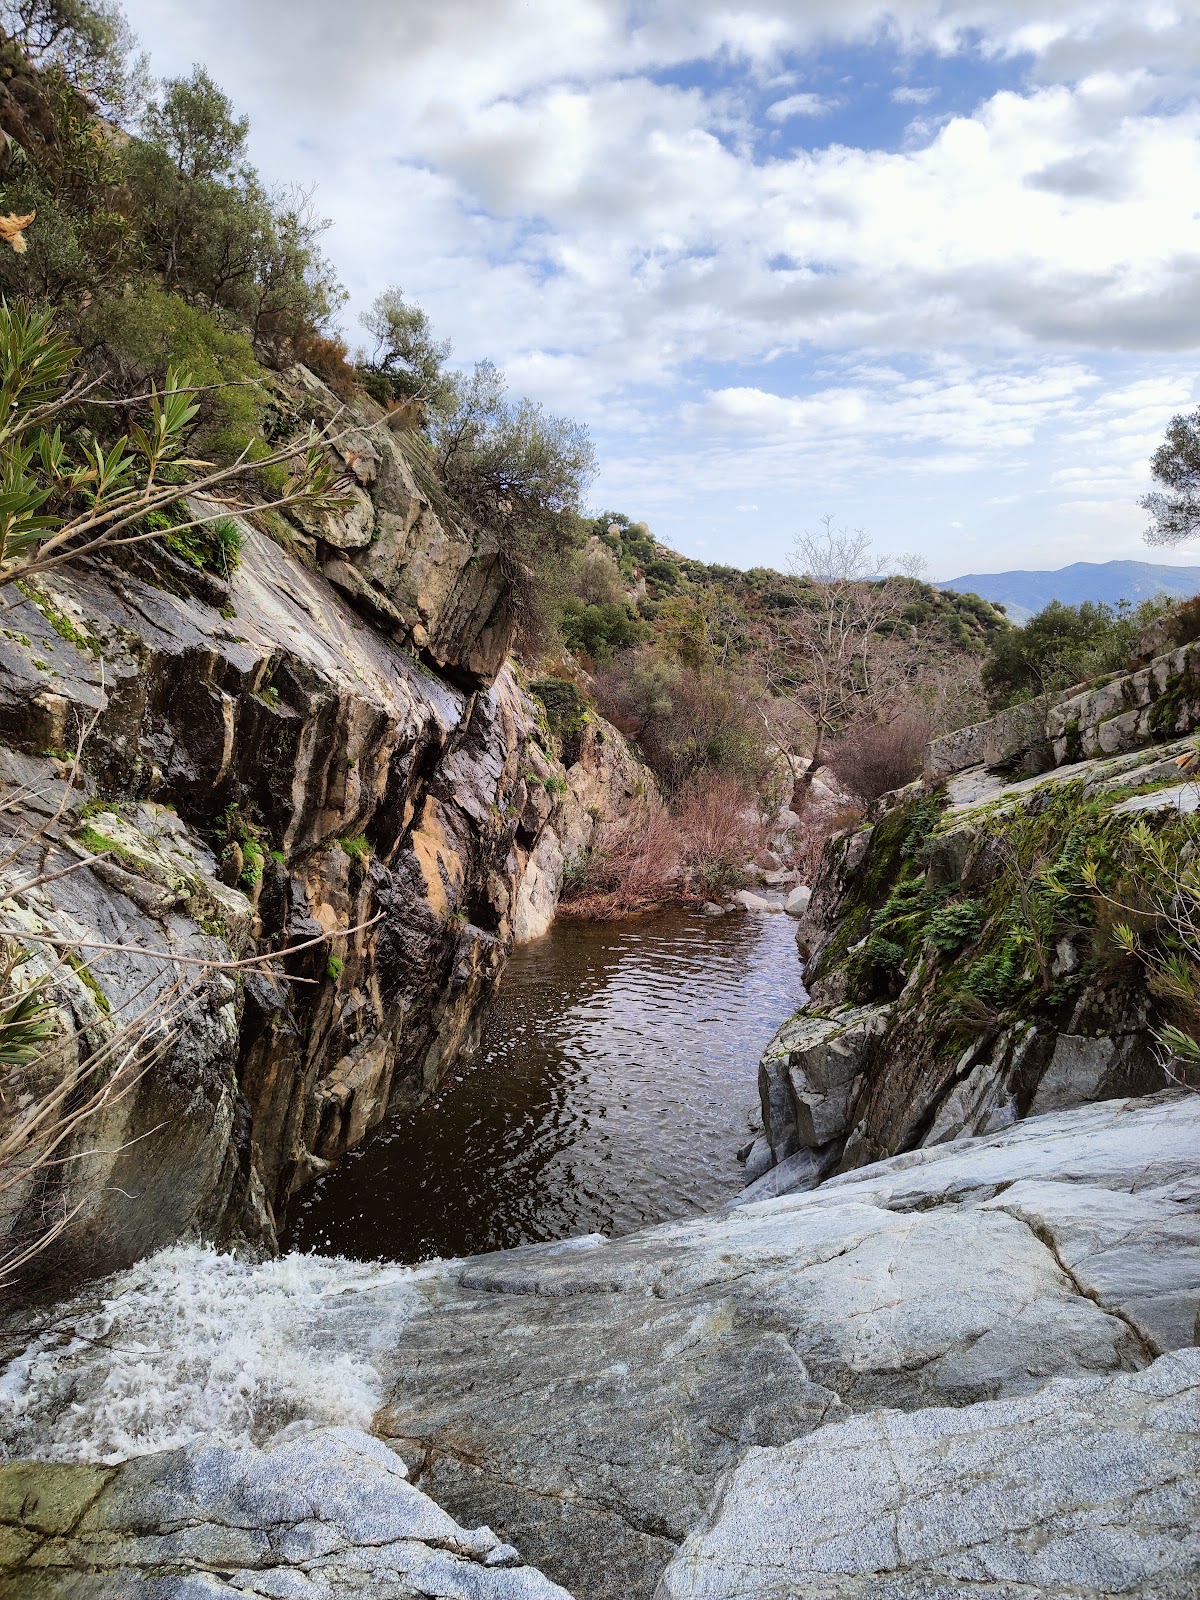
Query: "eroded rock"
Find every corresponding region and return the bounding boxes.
[5,1094,1196,1600]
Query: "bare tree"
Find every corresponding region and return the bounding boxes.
[779,517,926,799]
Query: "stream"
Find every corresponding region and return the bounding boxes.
[286,908,805,1262]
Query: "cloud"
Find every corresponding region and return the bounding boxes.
[765,92,841,120]
[116,0,1200,571]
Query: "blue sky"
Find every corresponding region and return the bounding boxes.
[118,0,1200,579]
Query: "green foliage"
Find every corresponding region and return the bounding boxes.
[339,833,370,863]
[326,954,343,981]
[0,0,144,115]
[86,285,263,460]
[430,359,595,640]
[529,675,587,736]
[559,598,643,663]
[0,942,55,1067]
[900,794,945,858]
[0,296,345,588]
[959,934,1026,1008]
[357,285,452,407]
[925,899,983,953]
[982,596,1171,710]
[847,934,906,994]
[645,557,679,592]
[216,802,265,887]
[595,643,769,795]
[159,512,242,576]
[1143,406,1200,547]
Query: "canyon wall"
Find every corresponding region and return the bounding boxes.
[0,367,645,1291]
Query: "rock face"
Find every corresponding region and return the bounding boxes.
[0,391,644,1294]
[511,714,647,944]
[757,638,1200,1191]
[0,1429,571,1598]
[658,1351,1200,1600]
[2,1092,1198,1598]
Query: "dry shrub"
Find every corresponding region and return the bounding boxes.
[825,710,931,803]
[561,800,681,916]
[675,772,768,897]
[560,772,767,915]
[292,329,359,400]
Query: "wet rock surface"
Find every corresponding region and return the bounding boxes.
[4,1093,1196,1599]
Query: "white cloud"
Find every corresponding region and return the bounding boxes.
[765,92,841,120]
[116,0,1200,570]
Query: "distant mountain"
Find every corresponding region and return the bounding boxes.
[938,560,1200,625]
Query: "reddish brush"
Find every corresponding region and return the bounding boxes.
[560,773,768,916]
[825,711,931,803]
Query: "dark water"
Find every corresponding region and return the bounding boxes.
[286,909,805,1263]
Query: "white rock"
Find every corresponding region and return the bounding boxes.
[732,889,783,912]
[784,884,812,917]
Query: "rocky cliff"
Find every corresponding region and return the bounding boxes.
[1,1090,1197,1597]
[0,366,645,1293]
[749,637,1200,1194]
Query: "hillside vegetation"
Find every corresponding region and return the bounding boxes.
[2,0,1197,916]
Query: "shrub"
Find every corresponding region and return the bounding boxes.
[292,328,357,400]
[357,285,452,407]
[825,710,931,802]
[429,358,595,643]
[560,598,643,664]
[925,900,983,954]
[560,799,681,915]
[645,557,679,592]
[84,285,264,460]
[982,597,1172,710]
[1170,595,1200,648]
[674,772,767,896]
[595,646,769,795]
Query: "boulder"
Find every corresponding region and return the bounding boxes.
[784,884,811,917]
[0,1429,570,1598]
[732,890,783,912]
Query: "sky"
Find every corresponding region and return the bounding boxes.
[115,0,1200,579]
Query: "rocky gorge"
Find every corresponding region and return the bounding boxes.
[0,363,648,1289]
[0,370,1198,1596]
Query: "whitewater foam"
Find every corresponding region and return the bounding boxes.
[0,1245,427,1463]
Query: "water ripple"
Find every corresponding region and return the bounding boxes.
[286,909,805,1262]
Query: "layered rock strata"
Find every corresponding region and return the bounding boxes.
[753,637,1200,1194]
[0,377,646,1290]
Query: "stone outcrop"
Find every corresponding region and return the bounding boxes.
[2,1092,1198,1598]
[0,1429,571,1598]
[658,1350,1200,1599]
[924,637,1200,780]
[0,405,643,1294]
[753,634,1200,1192]
[280,365,516,688]
[511,711,647,944]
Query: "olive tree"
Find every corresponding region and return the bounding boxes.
[0,298,349,586]
[358,285,452,408]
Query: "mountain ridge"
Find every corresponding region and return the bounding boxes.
[938,558,1200,623]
